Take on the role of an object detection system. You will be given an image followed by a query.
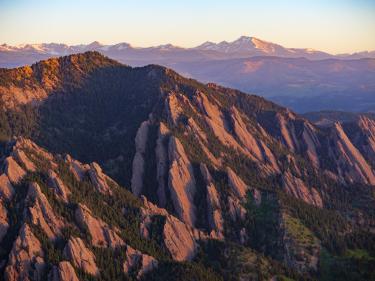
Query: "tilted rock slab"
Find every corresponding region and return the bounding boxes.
[4,224,46,281]
[131,120,150,197]
[0,174,15,201]
[63,237,98,276]
[123,244,158,279]
[49,261,80,281]
[140,196,207,261]
[75,203,124,248]
[26,182,65,240]
[3,156,26,184]
[168,136,196,227]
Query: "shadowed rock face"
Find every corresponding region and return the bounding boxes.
[1,53,375,279]
[0,200,9,243]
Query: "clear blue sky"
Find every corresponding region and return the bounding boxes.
[0,0,374,53]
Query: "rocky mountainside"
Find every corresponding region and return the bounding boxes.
[0,52,375,280]
[1,37,374,113]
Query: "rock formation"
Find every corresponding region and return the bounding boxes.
[167,136,196,226]
[63,237,99,276]
[26,182,65,240]
[4,224,45,281]
[75,203,124,248]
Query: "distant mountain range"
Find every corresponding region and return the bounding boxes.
[1,36,375,113]
[2,36,375,68]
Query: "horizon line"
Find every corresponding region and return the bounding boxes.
[1,36,374,56]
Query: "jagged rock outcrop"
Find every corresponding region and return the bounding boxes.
[230,106,280,173]
[195,92,243,152]
[88,162,114,195]
[47,170,71,202]
[49,261,80,281]
[165,92,193,126]
[276,112,299,152]
[3,156,26,184]
[155,122,170,207]
[26,182,65,240]
[11,150,36,172]
[200,164,224,237]
[226,167,248,199]
[12,137,57,169]
[351,116,375,166]
[302,123,320,168]
[168,136,196,226]
[131,120,150,196]
[186,117,221,168]
[75,203,124,248]
[123,245,158,278]
[140,196,202,261]
[227,195,247,221]
[231,107,264,161]
[0,199,9,243]
[282,172,323,208]
[4,224,46,281]
[0,174,15,201]
[331,122,375,185]
[63,237,98,276]
[64,155,89,181]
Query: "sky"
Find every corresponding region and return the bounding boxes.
[0,0,374,54]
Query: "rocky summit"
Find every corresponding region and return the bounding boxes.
[0,52,375,281]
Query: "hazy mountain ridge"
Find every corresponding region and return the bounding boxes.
[1,36,374,68]
[2,36,374,113]
[0,52,375,280]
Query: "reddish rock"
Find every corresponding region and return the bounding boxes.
[140,197,201,261]
[12,150,36,172]
[0,174,15,201]
[200,164,224,237]
[4,156,26,184]
[47,170,71,202]
[123,245,158,278]
[88,162,114,195]
[282,172,323,208]
[226,167,248,199]
[26,182,65,240]
[331,122,375,185]
[0,199,9,243]
[75,203,124,248]
[63,237,98,276]
[168,136,196,226]
[64,155,89,181]
[4,224,46,281]
[49,261,80,281]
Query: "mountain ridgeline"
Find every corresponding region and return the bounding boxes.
[0,52,375,281]
[2,37,375,113]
